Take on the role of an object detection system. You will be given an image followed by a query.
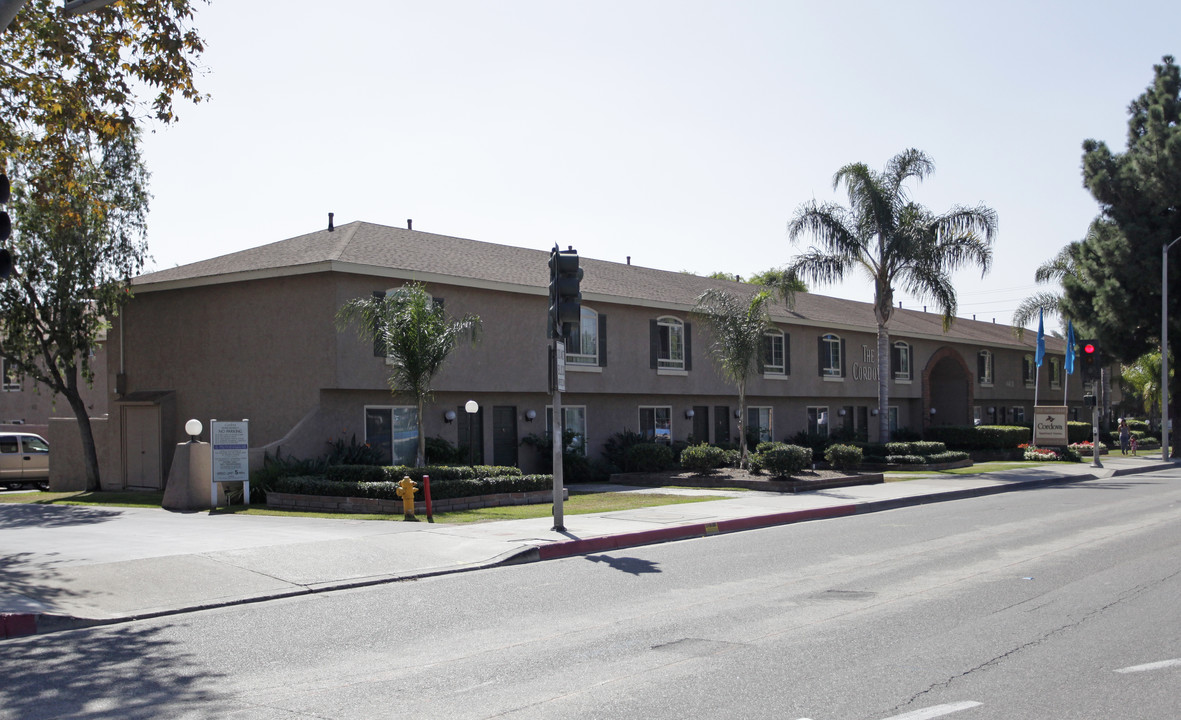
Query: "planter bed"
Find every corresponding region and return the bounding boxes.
[267,488,566,515]
[609,469,883,494]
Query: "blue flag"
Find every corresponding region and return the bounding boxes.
[1065,320,1076,374]
[1035,309,1046,367]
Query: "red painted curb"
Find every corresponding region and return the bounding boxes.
[536,504,857,560]
[1,613,37,639]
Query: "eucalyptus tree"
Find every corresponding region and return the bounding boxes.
[336,283,481,467]
[691,287,774,467]
[787,149,998,442]
[0,0,206,489]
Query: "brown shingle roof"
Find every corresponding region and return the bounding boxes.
[135,221,1057,352]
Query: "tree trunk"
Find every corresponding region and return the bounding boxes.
[416,395,426,467]
[737,381,748,468]
[877,323,890,443]
[63,374,100,491]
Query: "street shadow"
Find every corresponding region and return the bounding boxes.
[0,621,228,719]
[0,503,122,529]
[0,552,87,615]
[584,554,662,575]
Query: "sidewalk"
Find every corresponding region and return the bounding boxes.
[1,454,1173,639]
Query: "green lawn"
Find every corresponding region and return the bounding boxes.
[1,489,727,524]
[883,461,1034,480]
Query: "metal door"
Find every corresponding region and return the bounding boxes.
[492,406,518,467]
[123,405,162,489]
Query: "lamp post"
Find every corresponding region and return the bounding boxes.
[1163,236,1181,461]
[464,400,478,466]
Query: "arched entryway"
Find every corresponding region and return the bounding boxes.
[922,347,973,430]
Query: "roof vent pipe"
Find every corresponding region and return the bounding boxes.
[627,256,631,265]
[407,219,413,230]
[328,212,334,232]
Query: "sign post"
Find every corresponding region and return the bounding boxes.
[211,419,250,507]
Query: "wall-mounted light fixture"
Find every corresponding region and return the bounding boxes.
[838,408,847,416]
[185,418,203,443]
[929,408,937,415]
[871,408,879,416]
[734,409,742,418]
[524,409,536,422]
[443,410,456,424]
[988,407,996,414]
[684,409,695,419]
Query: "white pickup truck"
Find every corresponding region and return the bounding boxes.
[0,432,50,491]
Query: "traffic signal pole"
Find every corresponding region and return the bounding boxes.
[547,245,581,532]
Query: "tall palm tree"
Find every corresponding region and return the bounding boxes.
[787,149,998,442]
[692,287,774,467]
[1012,242,1079,335]
[336,282,481,466]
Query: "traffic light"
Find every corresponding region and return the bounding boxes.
[1078,339,1101,383]
[548,245,582,337]
[0,172,12,280]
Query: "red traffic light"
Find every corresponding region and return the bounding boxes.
[1083,343,1096,355]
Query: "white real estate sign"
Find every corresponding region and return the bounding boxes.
[211,419,250,505]
[1033,406,1069,446]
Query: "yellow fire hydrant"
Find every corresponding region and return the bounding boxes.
[395,476,418,520]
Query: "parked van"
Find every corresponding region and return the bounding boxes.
[0,432,50,491]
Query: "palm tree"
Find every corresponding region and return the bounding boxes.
[1122,351,1170,424]
[1012,242,1079,335]
[787,149,998,442]
[336,282,481,466]
[692,287,774,467]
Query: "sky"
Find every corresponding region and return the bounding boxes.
[137,0,1181,334]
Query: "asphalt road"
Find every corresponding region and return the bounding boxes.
[2,470,1179,719]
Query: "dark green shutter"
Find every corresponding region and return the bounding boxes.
[598,314,607,367]
[372,291,387,357]
[650,319,659,369]
[684,322,692,371]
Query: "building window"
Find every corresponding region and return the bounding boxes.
[1012,406,1026,424]
[565,306,600,366]
[1050,357,1062,389]
[889,407,899,436]
[1023,354,1036,387]
[820,333,843,378]
[746,407,773,444]
[546,406,587,455]
[978,350,994,386]
[763,331,787,376]
[640,406,672,444]
[365,406,419,466]
[891,341,912,381]
[807,406,829,437]
[2,359,20,392]
[652,317,686,371]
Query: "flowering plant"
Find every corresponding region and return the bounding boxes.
[1024,446,1060,461]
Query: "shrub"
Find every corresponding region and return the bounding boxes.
[788,431,830,457]
[425,436,465,464]
[884,441,947,455]
[927,425,1031,450]
[273,473,553,501]
[760,443,812,478]
[886,454,926,465]
[1024,446,1059,461]
[1067,421,1094,444]
[625,443,676,472]
[925,451,970,463]
[323,434,386,466]
[248,448,327,501]
[602,430,649,472]
[825,444,863,472]
[679,444,730,473]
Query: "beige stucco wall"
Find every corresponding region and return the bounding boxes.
[103,269,1096,482]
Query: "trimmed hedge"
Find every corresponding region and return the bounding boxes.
[825,444,863,472]
[625,443,676,472]
[678,443,733,472]
[274,473,552,501]
[754,442,812,478]
[926,425,1031,450]
[325,464,523,483]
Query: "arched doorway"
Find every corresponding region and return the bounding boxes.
[923,347,973,429]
